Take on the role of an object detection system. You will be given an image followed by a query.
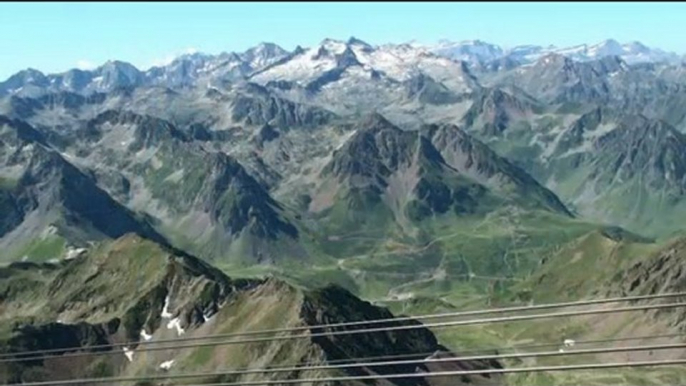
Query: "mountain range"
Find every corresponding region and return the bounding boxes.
[432,38,683,66]
[3,36,686,385]
[0,235,502,385]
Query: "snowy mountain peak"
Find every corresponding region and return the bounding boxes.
[175,51,212,62]
[19,68,46,78]
[0,68,49,94]
[319,38,348,54]
[100,60,138,69]
[244,42,288,57]
[429,39,680,66]
[626,41,650,52]
[604,38,622,46]
[588,39,624,57]
[94,60,143,90]
[1,36,683,100]
[241,42,289,68]
[98,60,141,76]
[431,40,504,63]
[253,42,286,51]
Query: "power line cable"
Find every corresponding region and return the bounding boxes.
[3,291,684,360]
[4,330,684,369]
[3,301,685,364]
[10,345,686,386]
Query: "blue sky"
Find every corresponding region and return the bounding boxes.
[0,2,683,79]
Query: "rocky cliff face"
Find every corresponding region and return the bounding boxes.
[229,83,337,129]
[0,116,167,259]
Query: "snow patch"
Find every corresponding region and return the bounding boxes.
[163,169,184,183]
[390,292,415,301]
[64,247,87,261]
[161,295,173,318]
[558,122,617,158]
[252,46,337,84]
[123,347,134,362]
[166,317,185,336]
[159,359,175,370]
[150,155,164,170]
[202,312,214,323]
[44,225,58,236]
[140,329,153,341]
[206,81,219,92]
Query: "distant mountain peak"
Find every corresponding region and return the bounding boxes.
[601,38,621,46]
[7,68,48,83]
[347,36,372,48]
[241,42,289,68]
[588,39,624,57]
[431,39,504,63]
[253,41,284,50]
[335,45,362,67]
[319,38,346,50]
[245,42,288,58]
[626,40,650,51]
[19,68,45,77]
[461,39,492,45]
[429,38,680,66]
[293,45,306,55]
[100,60,138,70]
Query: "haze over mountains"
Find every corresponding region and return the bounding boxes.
[3,36,686,385]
